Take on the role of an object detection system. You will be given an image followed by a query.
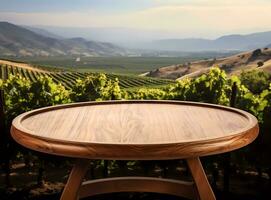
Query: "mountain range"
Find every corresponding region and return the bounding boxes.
[147,32,271,52]
[1,21,271,57]
[29,25,271,51]
[0,22,127,57]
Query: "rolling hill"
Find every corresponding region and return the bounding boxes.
[0,22,127,57]
[144,48,271,80]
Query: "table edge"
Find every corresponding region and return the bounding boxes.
[11,100,259,160]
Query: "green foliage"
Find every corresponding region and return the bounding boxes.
[70,74,122,102]
[1,74,70,121]
[169,67,230,105]
[126,88,168,100]
[30,76,70,106]
[240,70,271,94]
[126,67,231,104]
[167,78,193,100]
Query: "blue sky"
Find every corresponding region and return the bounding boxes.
[0,0,155,12]
[1,0,271,38]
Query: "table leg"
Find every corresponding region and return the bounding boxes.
[60,159,89,200]
[186,157,216,200]
[61,158,215,200]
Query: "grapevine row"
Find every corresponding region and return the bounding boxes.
[0,64,174,89]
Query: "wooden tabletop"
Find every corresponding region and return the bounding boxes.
[11,100,259,160]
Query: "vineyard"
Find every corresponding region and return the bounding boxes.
[0,63,174,90]
[0,64,271,199]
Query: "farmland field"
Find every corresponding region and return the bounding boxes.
[3,56,209,75]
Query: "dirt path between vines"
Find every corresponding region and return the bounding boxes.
[0,59,48,73]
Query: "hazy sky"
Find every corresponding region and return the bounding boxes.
[1,0,271,38]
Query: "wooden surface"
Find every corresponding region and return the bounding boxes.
[60,159,89,200]
[11,100,259,160]
[187,157,215,200]
[79,176,197,199]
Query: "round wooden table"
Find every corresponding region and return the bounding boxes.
[11,100,259,200]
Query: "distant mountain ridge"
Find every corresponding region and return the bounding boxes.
[30,25,271,51]
[0,22,127,57]
[149,31,271,51]
[1,21,271,57]
[23,26,64,39]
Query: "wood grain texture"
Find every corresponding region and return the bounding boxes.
[11,100,259,160]
[60,159,89,200]
[187,157,216,200]
[79,177,198,199]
